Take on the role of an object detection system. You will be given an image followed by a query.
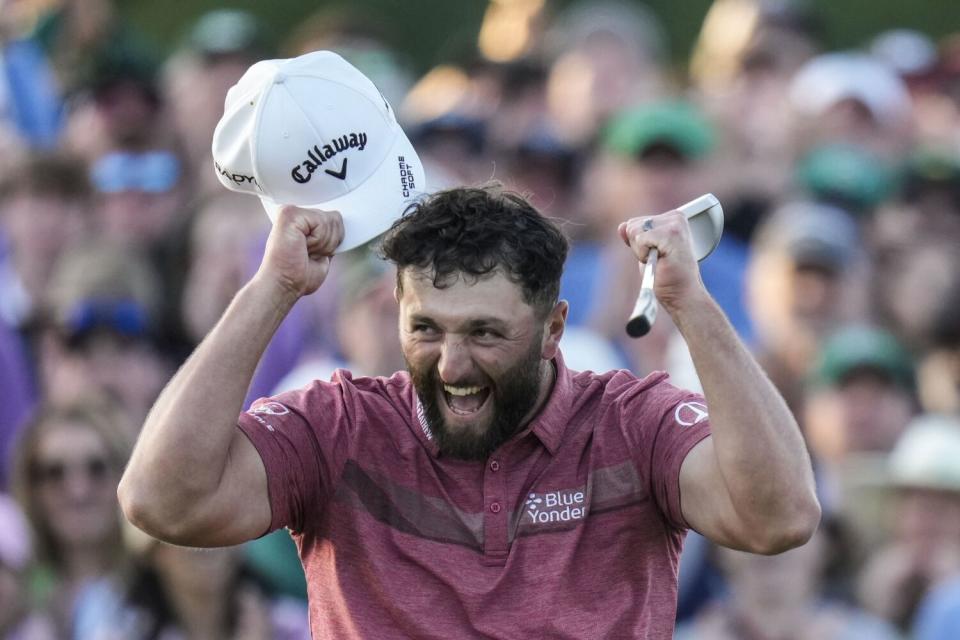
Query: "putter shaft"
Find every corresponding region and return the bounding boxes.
[625,248,658,338]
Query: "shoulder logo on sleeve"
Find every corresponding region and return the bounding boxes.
[250,401,290,416]
[674,401,709,427]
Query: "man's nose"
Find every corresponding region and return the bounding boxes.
[437,335,472,383]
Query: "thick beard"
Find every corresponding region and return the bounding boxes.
[409,336,545,461]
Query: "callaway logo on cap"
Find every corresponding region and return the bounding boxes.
[211,50,427,253]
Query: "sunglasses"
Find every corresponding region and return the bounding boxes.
[31,456,113,487]
[64,299,150,341]
[90,151,181,194]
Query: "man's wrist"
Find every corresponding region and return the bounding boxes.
[665,289,724,335]
[245,273,302,316]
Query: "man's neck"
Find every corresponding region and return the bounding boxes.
[519,358,557,428]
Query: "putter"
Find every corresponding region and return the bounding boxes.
[625,194,724,338]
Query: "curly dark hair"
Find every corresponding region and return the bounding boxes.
[380,184,569,316]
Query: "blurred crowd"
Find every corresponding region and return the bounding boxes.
[1,0,959,638]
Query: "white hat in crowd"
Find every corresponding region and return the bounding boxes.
[212,50,426,253]
[888,414,960,493]
[788,51,912,128]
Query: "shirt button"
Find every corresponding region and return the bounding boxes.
[490,502,501,513]
[490,460,500,472]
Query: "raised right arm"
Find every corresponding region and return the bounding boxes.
[118,207,343,547]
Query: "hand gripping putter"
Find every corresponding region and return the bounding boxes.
[625,194,724,338]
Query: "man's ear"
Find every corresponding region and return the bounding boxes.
[394,268,407,303]
[541,300,568,360]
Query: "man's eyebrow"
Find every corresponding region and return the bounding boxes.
[407,314,509,331]
[463,317,509,330]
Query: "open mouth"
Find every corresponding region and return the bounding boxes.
[442,384,491,416]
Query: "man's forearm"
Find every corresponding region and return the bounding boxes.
[673,294,819,537]
[119,276,297,523]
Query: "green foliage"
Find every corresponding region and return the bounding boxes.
[117,0,960,72]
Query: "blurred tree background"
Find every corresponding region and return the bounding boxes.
[119,0,960,71]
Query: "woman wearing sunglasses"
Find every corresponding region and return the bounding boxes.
[10,401,133,638]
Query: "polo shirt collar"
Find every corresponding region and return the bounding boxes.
[524,350,574,455]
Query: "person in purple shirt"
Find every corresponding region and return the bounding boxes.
[118,185,819,639]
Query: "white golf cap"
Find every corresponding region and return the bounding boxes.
[212,50,426,253]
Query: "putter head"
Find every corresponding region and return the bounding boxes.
[678,193,724,262]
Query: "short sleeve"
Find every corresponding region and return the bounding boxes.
[618,374,712,530]
[237,376,357,535]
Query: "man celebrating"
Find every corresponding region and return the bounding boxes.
[120,180,819,638]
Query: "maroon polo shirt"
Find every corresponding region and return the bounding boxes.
[238,352,711,639]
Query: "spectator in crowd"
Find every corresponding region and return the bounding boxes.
[0,152,92,330]
[805,325,916,462]
[676,516,898,640]
[803,325,917,547]
[408,109,491,187]
[788,51,914,160]
[34,0,166,165]
[75,534,309,640]
[544,0,668,144]
[331,255,415,378]
[37,242,174,424]
[911,35,960,148]
[9,401,133,637]
[794,144,896,219]
[915,269,960,415]
[501,126,581,219]
[873,239,960,353]
[483,60,552,155]
[88,145,190,249]
[859,414,960,632]
[745,201,867,412]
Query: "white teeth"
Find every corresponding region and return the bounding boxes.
[444,385,484,396]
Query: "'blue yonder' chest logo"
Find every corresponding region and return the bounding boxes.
[291,132,368,184]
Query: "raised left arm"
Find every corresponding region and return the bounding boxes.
[673,294,820,553]
[620,210,820,554]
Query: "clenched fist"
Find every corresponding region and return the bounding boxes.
[256,205,344,300]
[618,209,708,316]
